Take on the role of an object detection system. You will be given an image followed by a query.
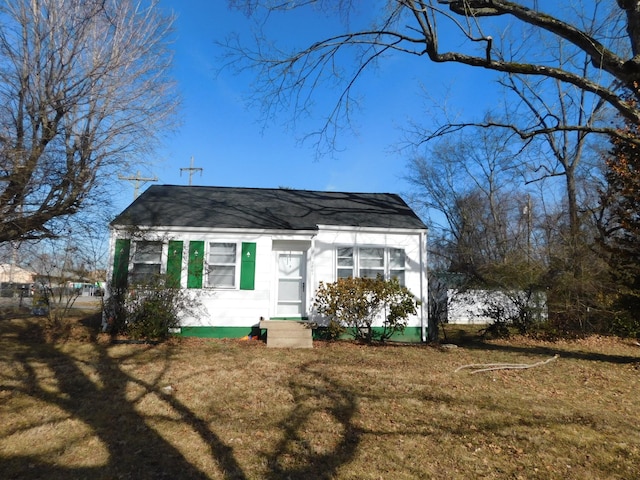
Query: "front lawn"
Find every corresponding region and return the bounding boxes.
[1,311,638,479]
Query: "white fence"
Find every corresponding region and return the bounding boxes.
[446,289,547,325]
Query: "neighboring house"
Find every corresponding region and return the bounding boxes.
[107,185,429,341]
[0,264,36,297]
[0,264,36,284]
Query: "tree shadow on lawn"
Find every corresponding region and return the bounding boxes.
[0,306,36,321]
[3,319,241,479]
[263,361,361,480]
[442,326,640,365]
[1,319,366,480]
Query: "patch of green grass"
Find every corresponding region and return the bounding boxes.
[0,314,639,479]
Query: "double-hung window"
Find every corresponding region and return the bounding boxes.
[359,248,385,279]
[207,242,237,287]
[336,247,406,285]
[131,241,162,285]
[389,248,406,285]
[337,247,354,279]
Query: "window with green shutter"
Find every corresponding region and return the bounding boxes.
[166,240,183,288]
[207,243,237,287]
[112,239,131,289]
[130,241,162,285]
[187,241,204,288]
[240,242,256,290]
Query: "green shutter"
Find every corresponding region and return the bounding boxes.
[187,240,204,289]
[112,239,131,289]
[240,242,256,290]
[166,240,183,288]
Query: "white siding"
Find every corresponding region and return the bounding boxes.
[311,227,425,329]
[107,226,427,331]
[178,233,273,327]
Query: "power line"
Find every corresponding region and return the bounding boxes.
[118,171,158,199]
[180,156,203,186]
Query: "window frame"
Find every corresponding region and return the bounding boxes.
[388,248,406,285]
[335,246,406,284]
[358,247,385,279]
[130,240,163,285]
[206,242,238,288]
[336,247,354,279]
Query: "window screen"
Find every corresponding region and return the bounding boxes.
[207,243,237,287]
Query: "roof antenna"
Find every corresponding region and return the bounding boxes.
[180,156,203,186]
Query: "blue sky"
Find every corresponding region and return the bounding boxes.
[116,2,497,209]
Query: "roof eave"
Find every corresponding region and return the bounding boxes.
[316,224,428,234]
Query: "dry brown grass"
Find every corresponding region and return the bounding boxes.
[1,310,639,479]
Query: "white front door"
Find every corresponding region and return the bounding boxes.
[275,251,306,318]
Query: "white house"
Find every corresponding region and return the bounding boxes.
[0,264,36,284]
[107,185,429,341]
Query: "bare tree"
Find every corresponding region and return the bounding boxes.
[421,46,611,276]
[0,0,178,243]
[466,10,614,258]
[406,128,532,272]
[225,1,638,146]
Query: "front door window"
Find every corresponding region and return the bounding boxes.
[276,251,305,317]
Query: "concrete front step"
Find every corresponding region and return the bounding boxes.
[260,320,313,348]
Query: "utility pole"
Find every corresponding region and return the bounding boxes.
[180,156,203,186]
[118,171,158,199]
[524,194,532,265]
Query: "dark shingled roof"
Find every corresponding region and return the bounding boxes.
[111,185,427,231]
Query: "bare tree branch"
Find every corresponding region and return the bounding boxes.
[0,0,179,243]
[225,1,640,146]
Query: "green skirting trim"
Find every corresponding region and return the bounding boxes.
[180,326,262,339]
[269,316,309,320]
[385,327,423,342]
[180,325,424,342]
[313,326,424,343]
